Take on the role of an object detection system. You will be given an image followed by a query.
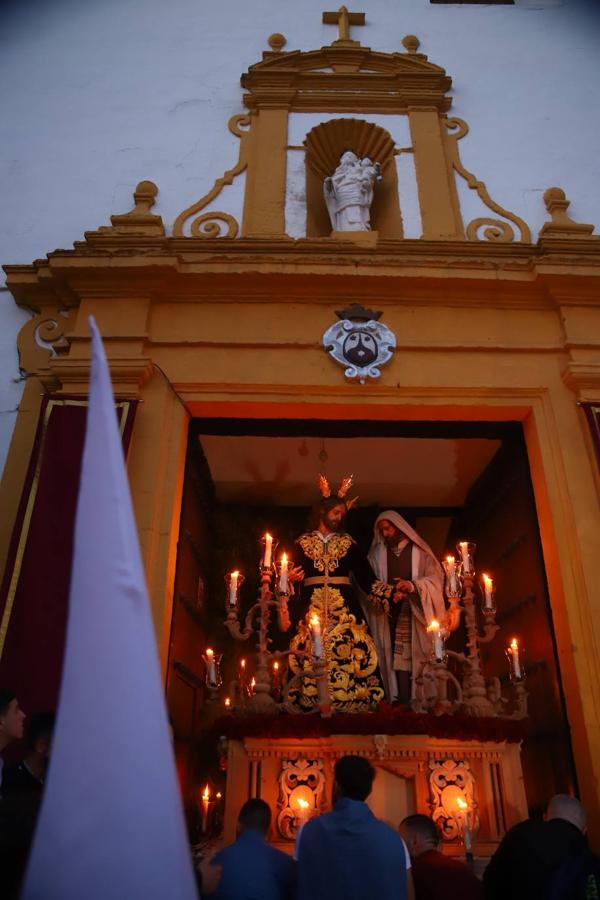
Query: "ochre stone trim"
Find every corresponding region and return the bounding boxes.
[241,45,452,113]
[173,115,252,238]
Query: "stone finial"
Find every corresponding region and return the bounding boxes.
[268,33,287,52]
[107,180,165,235]
[540,187,595,239]
[401,34,420,54]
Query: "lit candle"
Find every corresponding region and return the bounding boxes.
[224,697,231,709]
[508,637,522,680]
[250,677,256,695]
[205,648,217,684]
[456,797,472,853]
[263,533,273,569]
[427,619,445,662]
[272,660,281,691]
[458,542,471,574]
[228,570,240,607]
[239,657,246,690]
[444,555,460,595]
[279,553,289,593]
[310,614,323,659]
[296,797,310,827]
[201,783,210,833]
[482,574,494,610]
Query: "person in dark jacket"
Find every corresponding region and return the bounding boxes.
[483,794,591,899]
[212,798,295,900]
[297,754,414,900]
[400,813,483,900]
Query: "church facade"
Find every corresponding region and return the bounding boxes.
[1,0,600,848]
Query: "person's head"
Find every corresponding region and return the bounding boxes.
[315,496,347,534]
[237,798,272,837]
[334,755,375,802]
[26,712,55,759]
[0,690,25,750]
[377,517,405,547]
[340,149,358,167]
[399,814,440,858]
[546,794,587,833]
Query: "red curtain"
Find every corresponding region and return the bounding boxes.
[0,396,137,716]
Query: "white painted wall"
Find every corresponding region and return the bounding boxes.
[1,0,599,470]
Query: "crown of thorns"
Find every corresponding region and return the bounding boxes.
[318,474,359,509]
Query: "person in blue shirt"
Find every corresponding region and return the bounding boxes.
[212,798,296,900]
[297,755,414,900]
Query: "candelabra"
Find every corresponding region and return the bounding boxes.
[223,537,332,716]
[430,543,528,719]
[225,566,288,714]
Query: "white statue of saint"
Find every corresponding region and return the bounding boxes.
[324,150,382,232]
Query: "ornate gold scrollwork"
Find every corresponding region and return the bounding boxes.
[172,114,251,238]
[288,586,384,713]
[17,309,76,374]
[429,758,478,842]
[444,118,531,244]
[277,758,325,841]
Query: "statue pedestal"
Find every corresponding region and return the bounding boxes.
[219,712,528,857]
[330,230,379,246]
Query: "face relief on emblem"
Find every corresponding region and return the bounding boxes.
[322,305,396,384]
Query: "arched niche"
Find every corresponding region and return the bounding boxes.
[304,118,403,239]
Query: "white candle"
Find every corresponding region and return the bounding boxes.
[279,553,289,593]
[427,620,445,661]
[263,533,273,568]
[296,798,310,827]
[482,574,494,609]
[201,784,210,832]
[310,614,323,659]
[458,542,471,574]
[457,797,472,853]
[205,648,217,684]
[445,555,459,595]
[509,638,522,680]
[228,570,240,607]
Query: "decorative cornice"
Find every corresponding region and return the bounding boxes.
[562,362,600,397]
[241,45,452,113]
[37,356,154,397]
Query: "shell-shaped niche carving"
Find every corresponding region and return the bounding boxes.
[304,118,402,238]
[305,118,396,179]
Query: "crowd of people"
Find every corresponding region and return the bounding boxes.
[2,689,599,899]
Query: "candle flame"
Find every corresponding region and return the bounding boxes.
[206,648,214,658]
[265,532,272,541]
[216,792,222,800]
[224,697,231,707]
[273,661,279,671]
[202,784,210,802]
[445,555,455,564]
[483,574,493,589]
[427,620,440,633]
[297,798,309,810]
[510,638,519,651]
[231,570,239,579]
[456,797,468,811]
[281,552,287,564]
[459,541,468,550]
[240,658,246,669]
[310,614,320,626]
[250,677,256,688]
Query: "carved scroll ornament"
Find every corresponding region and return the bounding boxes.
[277,757,325,840]
[17,309,76,375]
[444,118,531,244]
[429,757,478,842]
[173,114,251,238]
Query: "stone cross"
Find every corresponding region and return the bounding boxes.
[322,5,365,45]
